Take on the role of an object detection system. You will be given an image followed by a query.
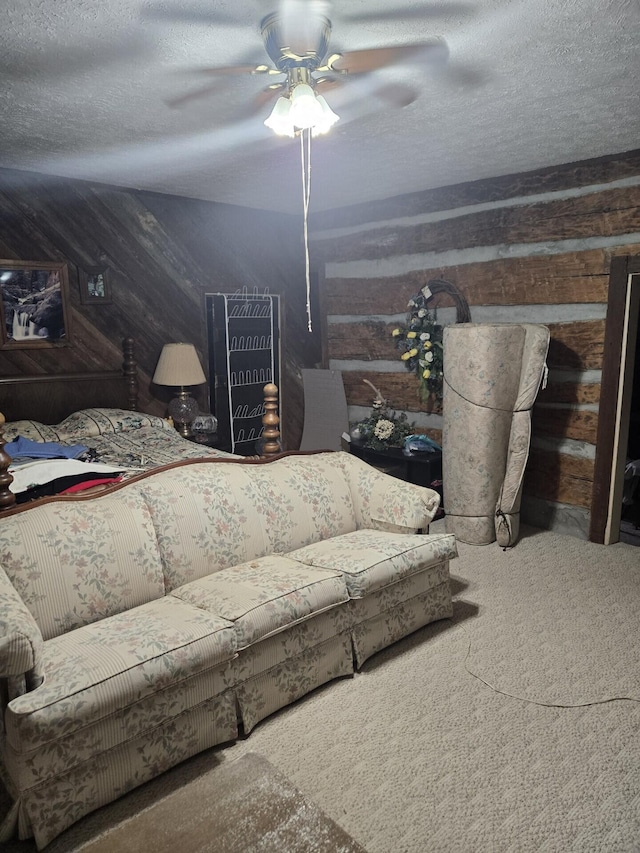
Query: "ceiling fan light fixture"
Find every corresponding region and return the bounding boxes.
[289,83,323,129]
[311,94,340,135]
[264,96,295,136]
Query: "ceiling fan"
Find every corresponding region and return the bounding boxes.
[150,1,465,134]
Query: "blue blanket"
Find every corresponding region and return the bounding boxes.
[4,436,88,461]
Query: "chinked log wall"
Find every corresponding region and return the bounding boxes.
[311,148,640,538]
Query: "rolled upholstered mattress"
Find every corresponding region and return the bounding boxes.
[442,323,550,546]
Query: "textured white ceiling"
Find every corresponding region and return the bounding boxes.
[2,0,639,213]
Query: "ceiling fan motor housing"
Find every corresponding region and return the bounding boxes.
[260,12,332,72]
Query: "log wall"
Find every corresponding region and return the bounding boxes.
[311,148,640,538]
[0,167,318,450]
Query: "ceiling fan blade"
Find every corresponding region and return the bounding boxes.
[341,3,474,23]
[374,82,419,108]
[176,64,276,78]
[328,39,449,74]
[165,81,228,109]
[315,77,346,94]
[227,83,286,123]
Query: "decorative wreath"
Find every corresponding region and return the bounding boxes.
[392,279,471,404]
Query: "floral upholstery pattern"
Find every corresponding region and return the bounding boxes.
[234,631,354,733]
[0,450,455,849]
[288,530,457,598]
[4,693,238,850]
[443,323,549,546]
[334,452,441,532]
[1,595,238,848]
[5,597,235,754]
[0,565,44,681]
[346,564,452,666]
[171,555,349,649]
[136,456,358,591]
[0,490,166,640]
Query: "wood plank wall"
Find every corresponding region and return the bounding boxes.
[0,167,318,449]
[310,148,640,536]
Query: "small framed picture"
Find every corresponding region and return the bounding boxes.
[0,259,72,349]
[79,267,112,305]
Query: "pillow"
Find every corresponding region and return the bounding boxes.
[56,408,172,440]
[1,419,62,443]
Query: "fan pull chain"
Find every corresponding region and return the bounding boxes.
[300,128,313,333]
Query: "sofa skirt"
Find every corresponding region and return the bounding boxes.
[349,563,453,668]
[0,689,237,850]
[229,609,355,734]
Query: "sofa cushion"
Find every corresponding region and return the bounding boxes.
[5,597,236,754]
[170,555,350,650]
[136,456,357,592]
[0,490,166,640]
[288,530,458,598]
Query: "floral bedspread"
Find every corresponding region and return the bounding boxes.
[2,407,235,480]
[84,426,233,472]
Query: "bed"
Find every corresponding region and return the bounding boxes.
[0,337,281,511]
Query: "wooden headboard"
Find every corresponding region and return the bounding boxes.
[0,337,139,425]
[0,337,140,511]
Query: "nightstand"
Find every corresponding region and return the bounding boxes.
[348,440,444,510]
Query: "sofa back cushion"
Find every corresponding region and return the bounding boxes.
[135,454,357,592]
[0,490,166,640]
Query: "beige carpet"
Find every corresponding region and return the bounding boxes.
[3,524,640,852]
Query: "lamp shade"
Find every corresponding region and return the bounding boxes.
[312,95,340,135]
[264,96,295,137]
[152,343,206,387]
[289,83,324,129]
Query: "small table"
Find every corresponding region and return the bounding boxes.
[348,440,444,506]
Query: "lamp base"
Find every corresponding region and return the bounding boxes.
[168,389,199,438]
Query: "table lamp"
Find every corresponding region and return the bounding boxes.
[152,342,206,437]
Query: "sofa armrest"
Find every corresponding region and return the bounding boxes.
[0,564,44,682]
[335,452,441,533]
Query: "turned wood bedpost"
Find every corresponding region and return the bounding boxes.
[0,413,16,511]
[123,337,139,411]
[261,383,281,457]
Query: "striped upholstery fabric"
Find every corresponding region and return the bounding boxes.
[135,455,358,592]
[170,555,349,650]
[335,452,441,533]
[289,530,458,598]
[0,566,44,680]
[0,490,166,640]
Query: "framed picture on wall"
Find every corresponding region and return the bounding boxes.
[79,266,112,305]
[0,259,72,349]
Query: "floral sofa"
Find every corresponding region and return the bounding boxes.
[0,451,457,849]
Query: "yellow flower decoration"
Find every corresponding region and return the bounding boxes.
[392,328,401,337]
[423,340,432,350]
[423,368,431,379]
[407,331,417,339]
[401,352,412,361]
[409,347,418,357]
